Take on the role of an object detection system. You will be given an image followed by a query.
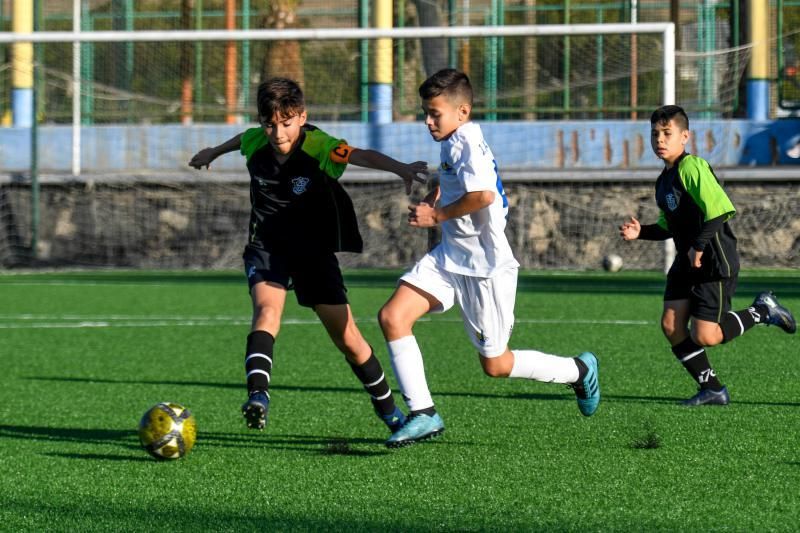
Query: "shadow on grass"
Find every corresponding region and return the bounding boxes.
[43,452,153,462]
[0,424,149,462]
[0,497,442,532]
[26,375,242,390]
[0,422,398,457]
[26,376,800,408]
[0,424,137,445]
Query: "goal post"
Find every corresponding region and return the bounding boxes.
[13,21,780,271]
[1,22,677,177]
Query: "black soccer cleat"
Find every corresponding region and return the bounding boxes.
[242,391,270,430]
[752,291,797,334]
[681,386,730,407]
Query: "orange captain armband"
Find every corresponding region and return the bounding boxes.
[330,143,356,164]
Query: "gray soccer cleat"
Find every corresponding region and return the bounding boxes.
[682,386,730,407]
[752,291,796,334]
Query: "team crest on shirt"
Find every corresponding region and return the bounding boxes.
[291,176,310,195]
[665,193,678,211]
[439,162,453,173]
[475,330,488,346]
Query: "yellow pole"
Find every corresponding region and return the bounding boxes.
[369,0,392,123]
[746,0,769,119]
[12,0,34,127]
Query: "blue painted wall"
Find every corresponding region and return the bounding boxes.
[1,119,799,173]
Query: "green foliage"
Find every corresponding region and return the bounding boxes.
[1,270,799,531]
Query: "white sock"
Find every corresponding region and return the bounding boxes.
[509,349,580,384]
[387,336,434,411]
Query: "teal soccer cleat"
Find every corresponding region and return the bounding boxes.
[242,391,270,430]
[378,406,406,433]
[753,291,796,334]
[571,352,600,417]
[385,413,444,448]
[682,386,730,406]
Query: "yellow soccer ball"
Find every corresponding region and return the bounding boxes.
[138,402,196,460]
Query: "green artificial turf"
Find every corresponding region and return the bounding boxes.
[1,270,798,531]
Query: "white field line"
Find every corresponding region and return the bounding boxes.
[0,315,650,329]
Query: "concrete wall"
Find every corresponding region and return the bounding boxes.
[2,119,799,174]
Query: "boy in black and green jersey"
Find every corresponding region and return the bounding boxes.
[620,105,796,406]
[189,77,427,431]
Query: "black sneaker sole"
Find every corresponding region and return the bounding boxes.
[385,428,444,449]
[242,403,267,430]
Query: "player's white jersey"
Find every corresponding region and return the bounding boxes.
[431,121,519,277]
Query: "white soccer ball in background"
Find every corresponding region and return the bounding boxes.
[602,254,624,272]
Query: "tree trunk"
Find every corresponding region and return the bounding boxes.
[263,1,304,86]
[412,0,448,76]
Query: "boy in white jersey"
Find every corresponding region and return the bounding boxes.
[378,69,601,448]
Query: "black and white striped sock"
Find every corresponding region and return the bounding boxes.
[720,308,757,343]
[348,352,396,416]
[245,331,274,397]
[671,337,723,391]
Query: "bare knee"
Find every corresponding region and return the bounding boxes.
[661,317,687,345]
[252,305,281,336]
[480,353,512,378]
[692,329,723,348]
[661,316,678,339]
[333,329,369,362]
[378,304,409,340]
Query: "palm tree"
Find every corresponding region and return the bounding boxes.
[262,0,304,86]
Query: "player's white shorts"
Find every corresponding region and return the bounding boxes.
[400,253,517,357]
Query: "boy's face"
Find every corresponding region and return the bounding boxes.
[421,95,470,141]
[260,110,307,155]
[650,118,689,167]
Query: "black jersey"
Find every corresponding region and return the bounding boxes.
[239,124,363,255]
[654,153,739,278]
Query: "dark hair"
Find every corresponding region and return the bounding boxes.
[419,68,473,106]
[257,77,305,119]
[650,105,689,130]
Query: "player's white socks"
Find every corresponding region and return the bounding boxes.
[387,335,434,411]
[509,349,580,384]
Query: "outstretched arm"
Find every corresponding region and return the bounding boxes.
[620,216,672,241]
[408,190,494,228]
[347,148,428,195]
[189,133,243,169]
[619,216,642,240]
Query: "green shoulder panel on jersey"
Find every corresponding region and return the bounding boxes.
[240,127,269,162]
[677,155,736,221]
[656,210,669,231]
[301,128,348,179]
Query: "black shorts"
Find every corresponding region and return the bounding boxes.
[242,245,348,308]
[664,268,739,323]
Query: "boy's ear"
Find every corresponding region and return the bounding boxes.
[298,110,308,126]
[681,129,690,145]
[458,102,471,122]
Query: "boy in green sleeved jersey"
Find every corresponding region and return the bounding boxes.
[620,105,796,406]
[189,77,427,431]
